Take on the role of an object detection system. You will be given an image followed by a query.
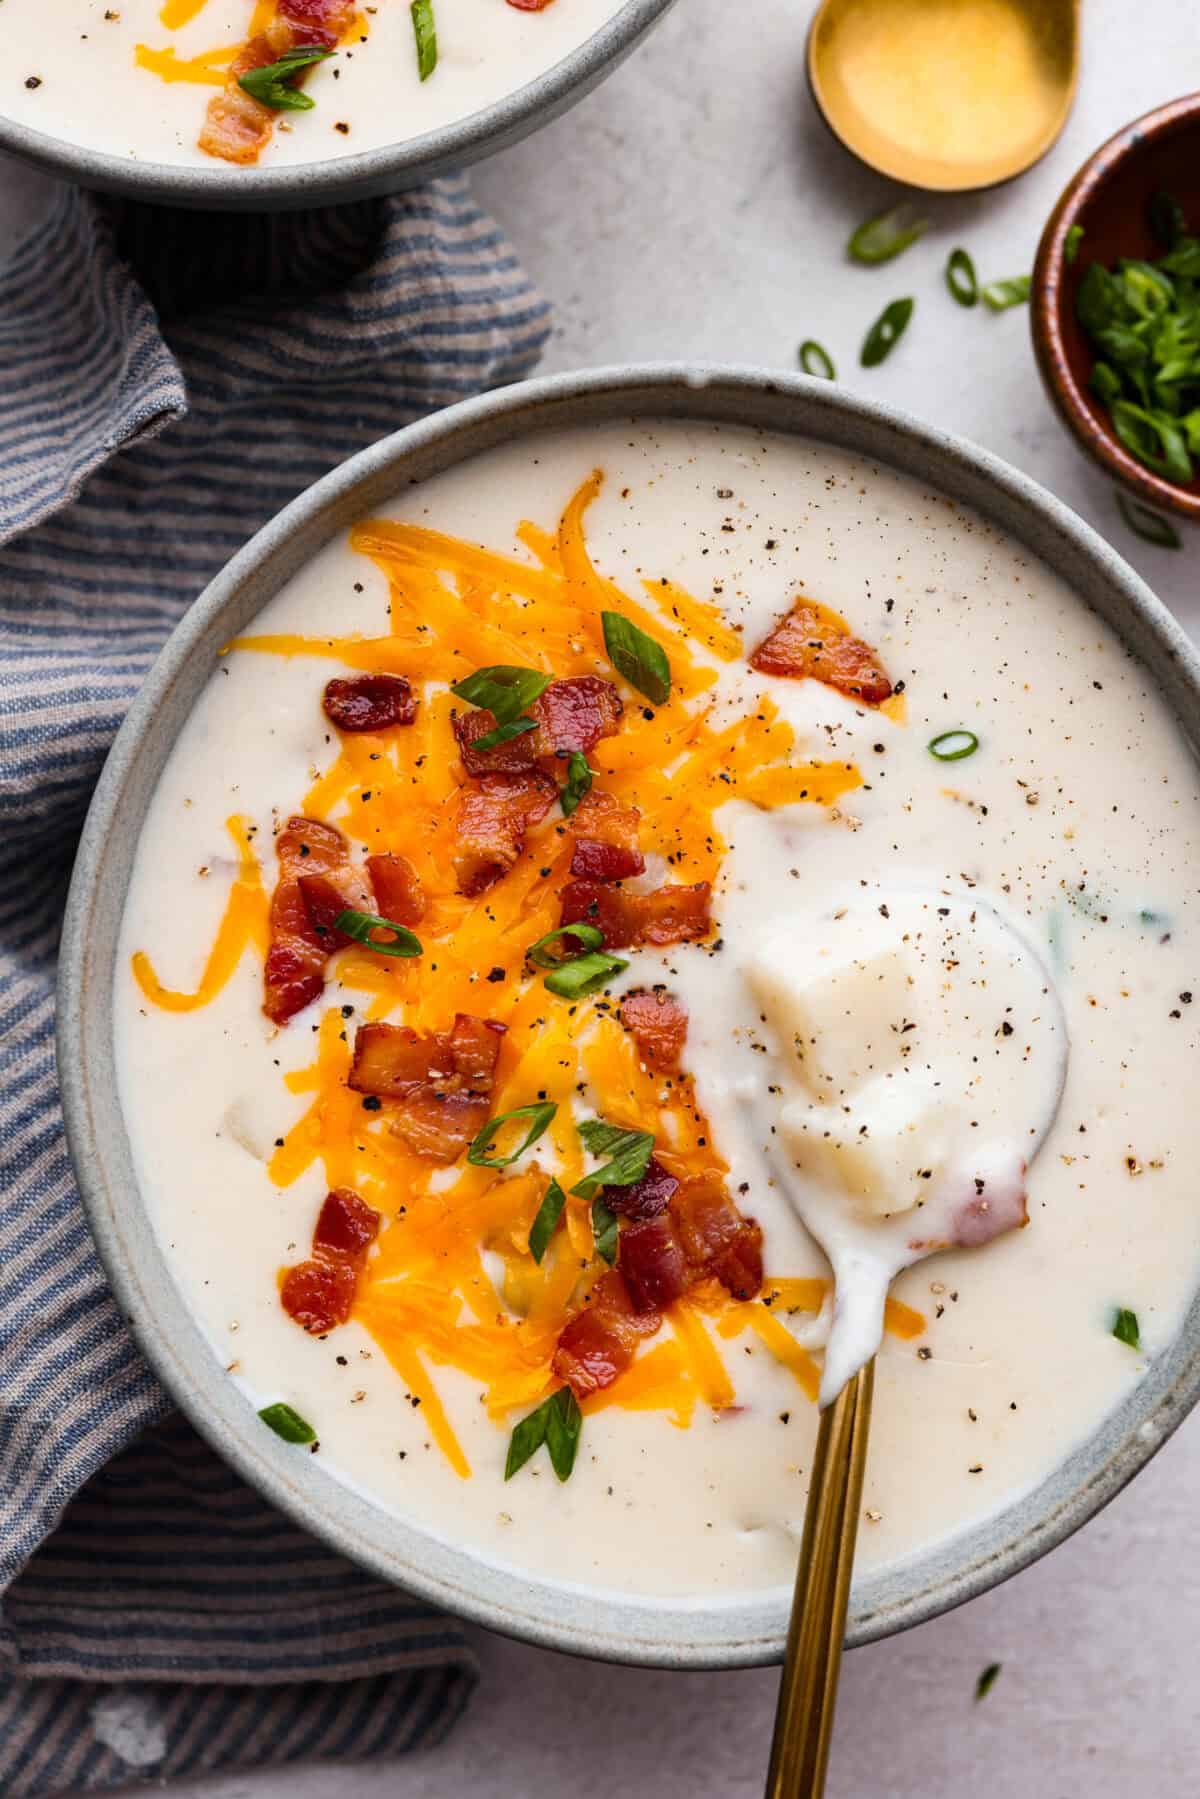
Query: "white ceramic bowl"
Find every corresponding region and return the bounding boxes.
[59,365,1200,1666]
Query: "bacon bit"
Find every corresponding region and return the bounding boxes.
[673,1177,764,1300]
[199,0,356,166]
[280,1258,356,1334]
[453,771,557,897]
[620,1214,691,1312]
[312,1186,381,1261]
[452,708,539,776]
[528,676,622,757]
[323,674,417,733]
[453,678,622,777]
[560,878,712,948]
[569,789,644,881]
[618,988,688,1072]
[750,598,892,705]
[281,1185,381,1334]
[348,1014,505,1161]
[366,851,425,926]
[264,816,361,1024]
[604,1157,679,1221]
[552,1271,662,1398]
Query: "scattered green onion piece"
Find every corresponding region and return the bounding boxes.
[981,275,1031,312]
[528,1178,566,1264]
[1149,190,1187,250]
[945,248,978,307]
[798,339,836,380]
[1115,489,1181,549]
[975,1662,1002,1702]
[601,611,671,706]
[451,665,551,725]
[1089,361,1122,407]
[410,0,437,82]
[1064,224,1084,265]
[471,715,538,754]
[860,297,914,367]
[572,1119,655,1201]
[258,1402,317,1445]
[927,728,979,762]
[1111,1306,1140,1350]
[590,1196,619,1266]
[526,922,605,969]
[467,1101,557,1169]
[334,908,422,959]
[560,750,593,817]
[543,1385,583,1480]
[544,951,629,999]
[238,47,331,111]
[505,1388,581,1482]
[847,204,928,265]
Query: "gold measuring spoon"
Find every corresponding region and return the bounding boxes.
[807,0,1080,191]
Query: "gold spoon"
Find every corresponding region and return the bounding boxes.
[764,1359,874,1799]
[807,0,1080,192]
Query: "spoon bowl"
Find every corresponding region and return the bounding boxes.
[807,0,1079,192]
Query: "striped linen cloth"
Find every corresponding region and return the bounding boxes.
[0,177,551,1796]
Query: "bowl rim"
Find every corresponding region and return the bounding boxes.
[1030,91,1200,522]
[58,361,1200,1668]
[0,0,674,210]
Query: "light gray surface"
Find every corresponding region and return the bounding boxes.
[4,0,1200,1790]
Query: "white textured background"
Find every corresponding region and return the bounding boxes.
[3,0,1200,1792]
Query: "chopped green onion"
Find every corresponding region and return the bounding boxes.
[238,47,331,111]
[451,665,551,726]
[505,1387,581,1482]
[1089,361,1123,407]
[1149,191,1187,250]
[860,297,914,367]
[945,248,978,307]
[1115,489,1181,549]
[528,1178,566,1264]
[974,1662,1002,1702]
[572,1119,655,1201]
[560,750,593,817]
[1111,1306,1140,1349]
[544,950,629,999]
[258,1402,317,1444]
[472,716,538,754]
[526,922,605,968]
[981,275,1031,312]
[928,729,979,761]
[591,1195,619,1265]
[544,1384,583,1479]
[410,0,437,81]
[1065,224,1084,265]
[601,612,671,706]
[847,204,928,265]
[1111,401,1193,484]
[334,908,422,958]
[798,339,836,380]
[467,1101,557,1169]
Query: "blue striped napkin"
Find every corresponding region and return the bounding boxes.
[0,177,551,1797]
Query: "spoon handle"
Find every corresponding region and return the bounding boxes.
[764,1358,875,1799]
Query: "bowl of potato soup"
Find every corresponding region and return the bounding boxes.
[0,0,672,208]
[60,366,1200,1665]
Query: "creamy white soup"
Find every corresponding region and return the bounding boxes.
[0,0,624,170]
[114,420,1200,1599]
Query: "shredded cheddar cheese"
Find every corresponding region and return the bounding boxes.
[134,470,918,1469]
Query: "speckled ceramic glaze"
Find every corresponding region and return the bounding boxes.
[0,0,674,211]
[58,366,1200,1668]
[1031,94,1200,522]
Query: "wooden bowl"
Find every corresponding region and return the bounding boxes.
[1031,94,1200,522]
